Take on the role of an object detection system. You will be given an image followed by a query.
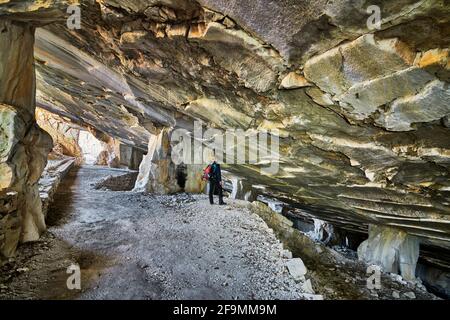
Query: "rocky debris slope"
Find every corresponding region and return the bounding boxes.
[249,200,438,299]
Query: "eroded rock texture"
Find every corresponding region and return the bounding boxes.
[0,1,449,270]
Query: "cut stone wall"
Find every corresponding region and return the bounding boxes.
[39,157,75,218]
[12,0,447,250]
[0,192,19,262]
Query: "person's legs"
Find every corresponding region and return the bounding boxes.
[218,181,225,205]
[209,180,215,204]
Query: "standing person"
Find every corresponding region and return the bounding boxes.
[206,158,226,205]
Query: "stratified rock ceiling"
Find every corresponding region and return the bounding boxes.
[1,0,450,248]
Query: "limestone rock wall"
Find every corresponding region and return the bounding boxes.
[119,144,144,171]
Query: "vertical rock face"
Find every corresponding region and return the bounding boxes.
[358,225,420,280]
[0,20,52,259]
[134,128,180,194]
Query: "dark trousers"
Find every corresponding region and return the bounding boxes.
[209,180,223,204]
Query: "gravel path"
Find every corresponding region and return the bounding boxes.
[0,166,312,300]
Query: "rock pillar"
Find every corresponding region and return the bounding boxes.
[230,177,257,202]
[0,20,53,260]
[133,128,180,194]
[357,225,420,281]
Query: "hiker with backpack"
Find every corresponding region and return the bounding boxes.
[203,158,226,205]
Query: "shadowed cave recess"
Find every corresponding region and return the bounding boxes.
[0,0,449,300]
